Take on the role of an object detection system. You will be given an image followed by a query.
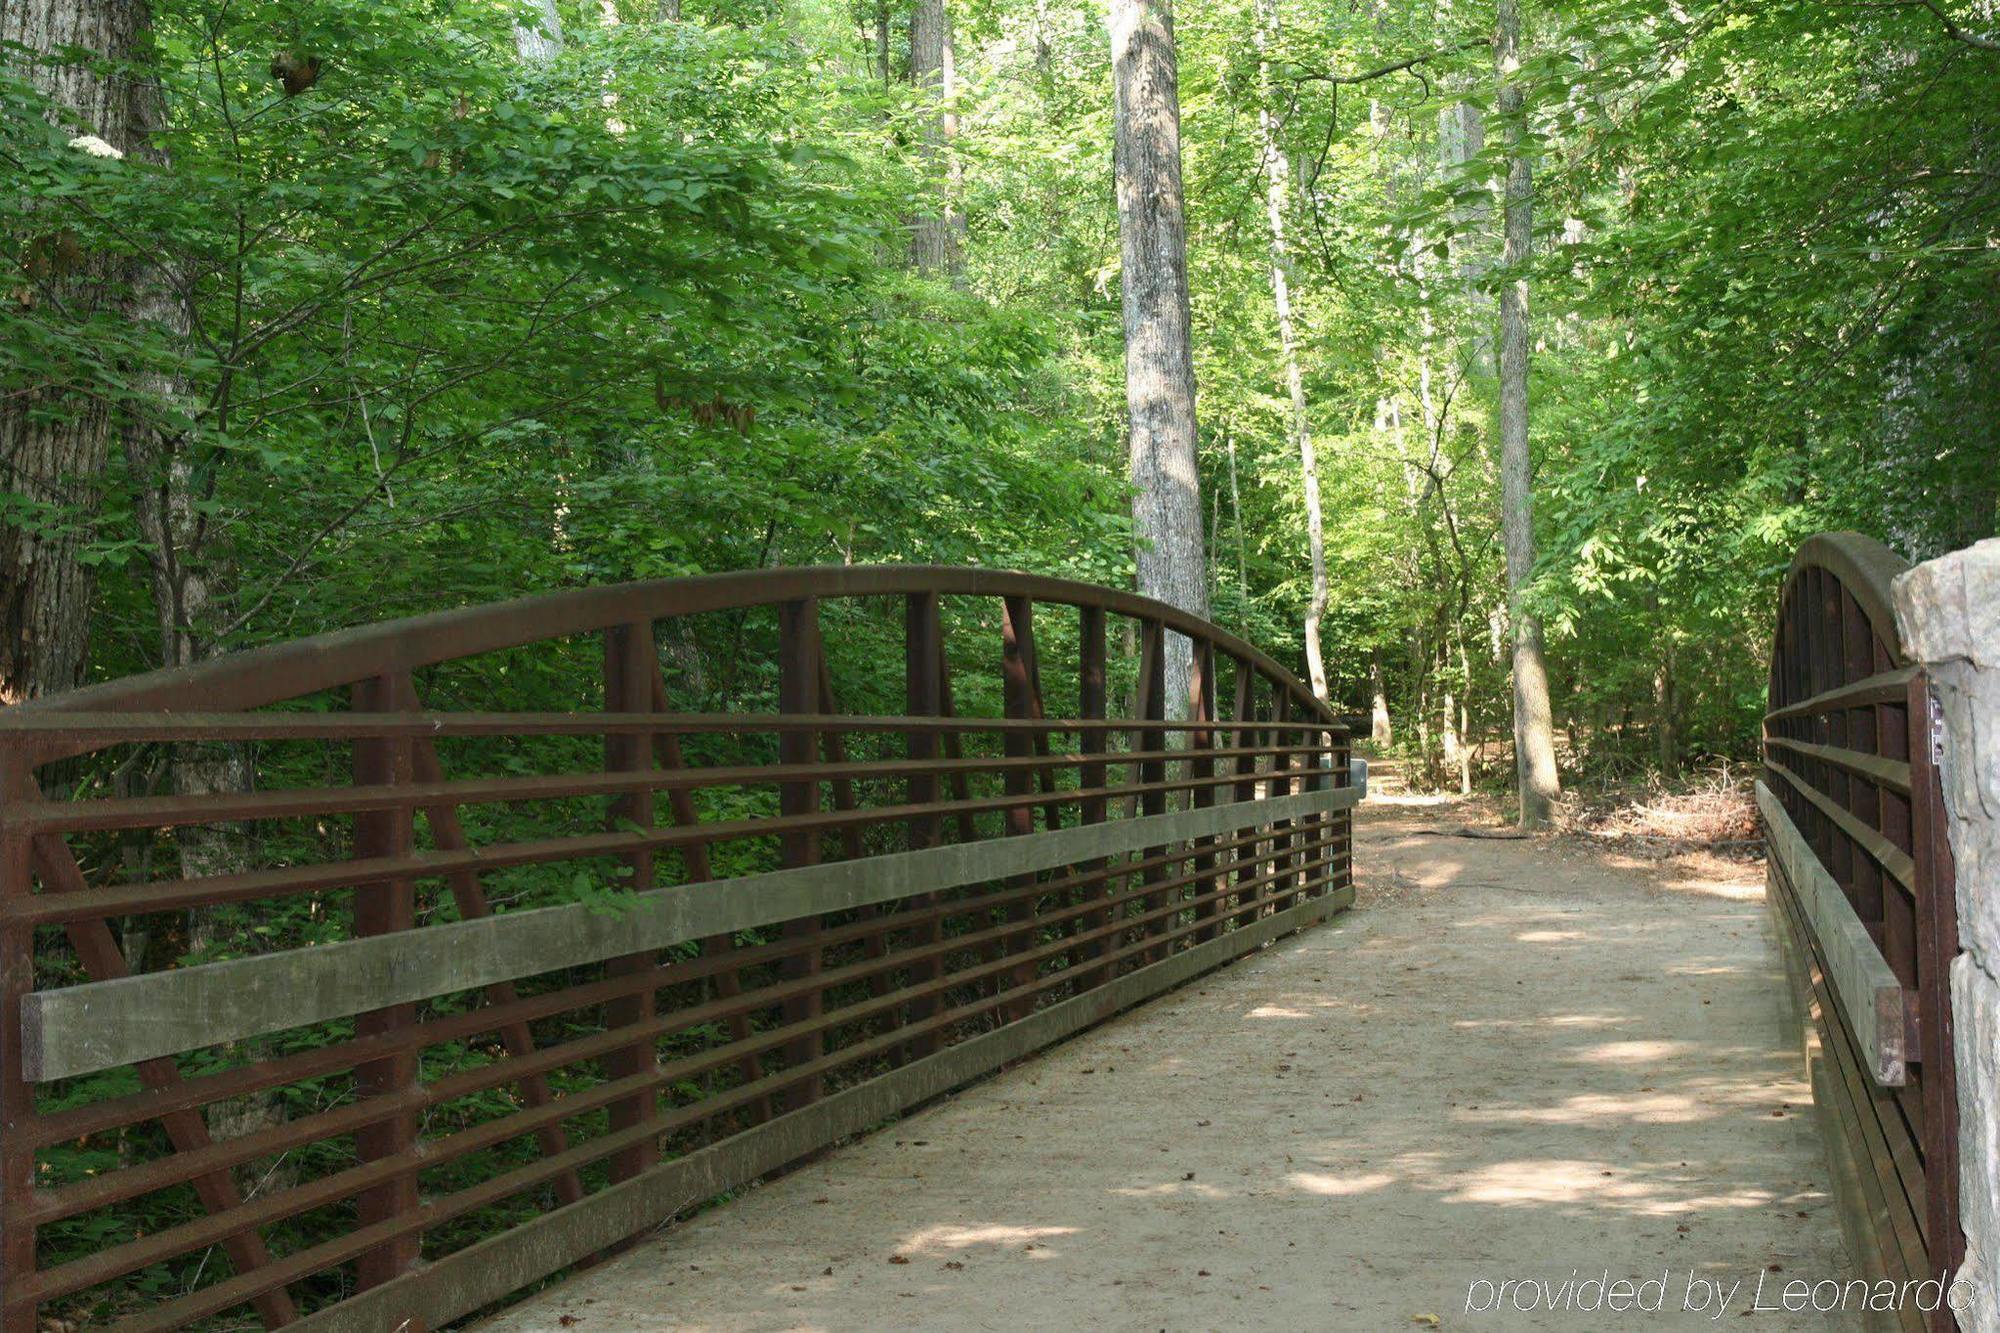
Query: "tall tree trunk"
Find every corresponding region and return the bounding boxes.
[1254,0,1327,704]
[1494,0,1560,829]
[1453,631,1474,794]
[1226,432,1247,609]
[1654,642,1678,776]
[0,0,153,704]
[114,33,296,1190]
[1369,649,1393,746]
[1110,0,1208,714]
[515,0,564,60]
[599,0,628,132]
[1439,94,1493,374]
[909,0,961,273]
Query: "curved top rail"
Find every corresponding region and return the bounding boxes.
[1780,532,1911,671]
[0,565,1336,732]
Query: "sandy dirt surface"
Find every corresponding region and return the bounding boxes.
[478,788,1856,1331]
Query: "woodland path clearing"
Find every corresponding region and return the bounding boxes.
[480,788,1853,1331]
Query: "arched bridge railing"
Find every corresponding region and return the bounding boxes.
[1760,533,1961,1326]
[0,566,1356,1331]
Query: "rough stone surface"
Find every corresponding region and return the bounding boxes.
[1894,538,2000,969]
[1895,537,2000,1323]
[1954,958,2000,1323]
[479,797,1852,1330]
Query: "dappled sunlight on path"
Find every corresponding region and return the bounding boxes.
[479,796,1853,1331]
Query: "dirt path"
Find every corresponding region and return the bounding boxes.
[479,791,1853,1331]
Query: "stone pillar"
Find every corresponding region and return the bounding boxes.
[1893,538,2000,1322]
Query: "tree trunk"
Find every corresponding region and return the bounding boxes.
[1455,632,1474,795]
[1439,94,1493,374]
[1654,644,1678,776]
[1494,0,1560,829]
[1110,0,1208,715]
[909,0,961,274]
[116,42,296,1190]
[1254,0,1327,704]
[515,0,564,60]
[0,0,154,704]
[1227,432,1247,608]
[1369,648,1392,746]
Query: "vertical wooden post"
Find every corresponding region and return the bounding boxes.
[0,754,39,1333]
[602,621,661,1183]
[1189,639,1220,941]
[1078,606,1110,988]
[351,672,423,1294]
[1909,671,1964,1326]
[904,593,944,1058]
[778,598,824,1108]
[1135,619,1168,962]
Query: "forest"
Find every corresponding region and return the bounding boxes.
[2,0,1997,1323]
[5,0,1997,789]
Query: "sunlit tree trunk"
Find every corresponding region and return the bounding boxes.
[910,0,962,273]
[515,0,564,60]
[1110,0,1208,714]
[1439,95,1492,374]
[597,0,629,133]
[1254,0,1327,703]
[0,0,151,703]
[1495,0,1560,828]
[1369,649,1393,746]
[1226,433,1247,609]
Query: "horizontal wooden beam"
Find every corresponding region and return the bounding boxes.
[1757,780,1909,1085]
[284,885,1353,1333]
[21,786,1359,1082]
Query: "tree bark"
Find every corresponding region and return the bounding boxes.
[1654,645,1678,776]
[515,0,564,60]
[1110,0,1208,714]
[1439,94,1493,374]
[0,0,153,703]
[1494,0,1560,829]
[909,0,961,273]
[1369,649,1393,746]
[1254,0,1327,704]
[113,24,297,1187]
[1226,432,1247,607]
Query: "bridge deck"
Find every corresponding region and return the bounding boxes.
[482,794,1854,1330]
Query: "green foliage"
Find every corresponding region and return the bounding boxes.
[5,0,1996,1319]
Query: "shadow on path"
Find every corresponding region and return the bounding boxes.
[478,793,1853,1331]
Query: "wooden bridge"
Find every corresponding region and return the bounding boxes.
[0,546,1967,1329]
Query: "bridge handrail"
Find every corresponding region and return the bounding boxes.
[0,564,1355,1331]
[0,565,1337,761]
[1758,530,1962,1309]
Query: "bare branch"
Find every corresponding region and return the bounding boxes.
[1289,39,1490,88]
